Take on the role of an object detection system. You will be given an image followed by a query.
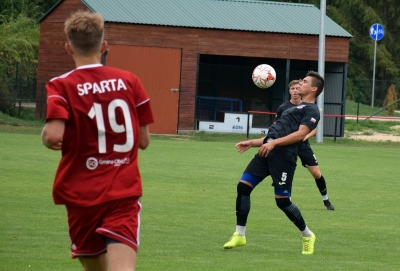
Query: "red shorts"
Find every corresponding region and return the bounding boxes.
[66,197,141,259]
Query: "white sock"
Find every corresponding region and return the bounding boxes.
[236,226,246,236]
[301,226,312,237]
[322,195,329,201]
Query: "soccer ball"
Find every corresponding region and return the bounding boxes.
[252,64,276,88]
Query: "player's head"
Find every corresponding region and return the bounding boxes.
[305,71,324,97]
[288,79,301,99]
[64,10,105,56]
[288,79,301,89]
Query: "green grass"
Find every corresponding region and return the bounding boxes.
[345,119,400,136]
[0,111,44,134]
[1,130,400,270]
[345,99,400,117]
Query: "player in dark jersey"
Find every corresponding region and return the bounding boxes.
[223,71,324,255]
[41,11,154,270]
[275,80,334,210]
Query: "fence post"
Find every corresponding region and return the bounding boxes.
[15,62,21,117]
[334,117,338,142]
[246,112,250,138]
[356,78,360,123]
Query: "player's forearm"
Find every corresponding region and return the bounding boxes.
[41,120,65,150]
[307,129,317,138]
[249,137,265,147]
[271,131,305,147]
[41,130,62,149]
[139,125,150,150]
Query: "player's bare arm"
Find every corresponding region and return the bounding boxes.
[235,137,265,154]
[258,125,311,157]
[139,125,150,150]
[303,128,317,141]
[41,119,65,150]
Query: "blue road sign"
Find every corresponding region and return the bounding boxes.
[370,23,384,41]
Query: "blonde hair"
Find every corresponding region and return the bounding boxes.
[64,10,104,55]
[288,79,301,88]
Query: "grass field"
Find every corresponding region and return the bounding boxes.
[345,99,400,117]
[1,128,400,271]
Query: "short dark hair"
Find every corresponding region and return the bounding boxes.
[306,71,324,98]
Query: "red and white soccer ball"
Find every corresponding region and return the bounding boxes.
[252,64,276,89]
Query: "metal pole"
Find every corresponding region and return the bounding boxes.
[357,79,360,123]
[334,117,338,142]
[371,39,377,107]
[316,0,326,143]
[247,112,250,138]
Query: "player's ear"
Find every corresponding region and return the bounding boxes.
[100,40,108,54]
[310,86,318,95]
[65,43,74,56]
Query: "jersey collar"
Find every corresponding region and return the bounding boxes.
[76,64,103,70]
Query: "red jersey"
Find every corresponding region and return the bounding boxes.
[46,64,154,206]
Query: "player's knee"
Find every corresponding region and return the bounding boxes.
[237,182,253,196]
[308,166,321,179]
[275,197,291,210]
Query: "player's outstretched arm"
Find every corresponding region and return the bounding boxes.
[235,137,265,154]
[41,119,65,150]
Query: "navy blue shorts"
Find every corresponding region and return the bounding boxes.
[242,146,297,194]
[298,145,318,167]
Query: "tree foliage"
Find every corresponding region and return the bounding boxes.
[0,0,58,114]
[0,0,58,21]
[0,15,39,65]
[383,84,398,115]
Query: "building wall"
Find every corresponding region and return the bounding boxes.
[37,0,350,132]
[37,0,88,115]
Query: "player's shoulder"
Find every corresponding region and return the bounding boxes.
[102,65,129,74]
[306,102,319,111]
[278,101,292,109]
[300,102,318,109]
[49,69,76,83]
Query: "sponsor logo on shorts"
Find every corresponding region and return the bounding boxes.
[311,117,316,123]
[86,157,130,170]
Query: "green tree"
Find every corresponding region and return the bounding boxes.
[0,13,39,114]
[0,15,39,66]
[0,0,41,20]
[382,84,398,116]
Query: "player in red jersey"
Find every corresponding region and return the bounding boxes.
[41,10,154,271]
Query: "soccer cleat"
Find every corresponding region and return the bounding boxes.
[323,200,335,210]
[302,232,316,255]
[223,232,246,249]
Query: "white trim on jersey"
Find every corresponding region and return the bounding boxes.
[50,70,75,82]
[76,64,103,70]
[50,64,103,81]
[48,94,68,106]
[136,98,150,107]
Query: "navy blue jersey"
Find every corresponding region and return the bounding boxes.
[263,102,320,162]
[274,101,296,122]
[267,102,320,140]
